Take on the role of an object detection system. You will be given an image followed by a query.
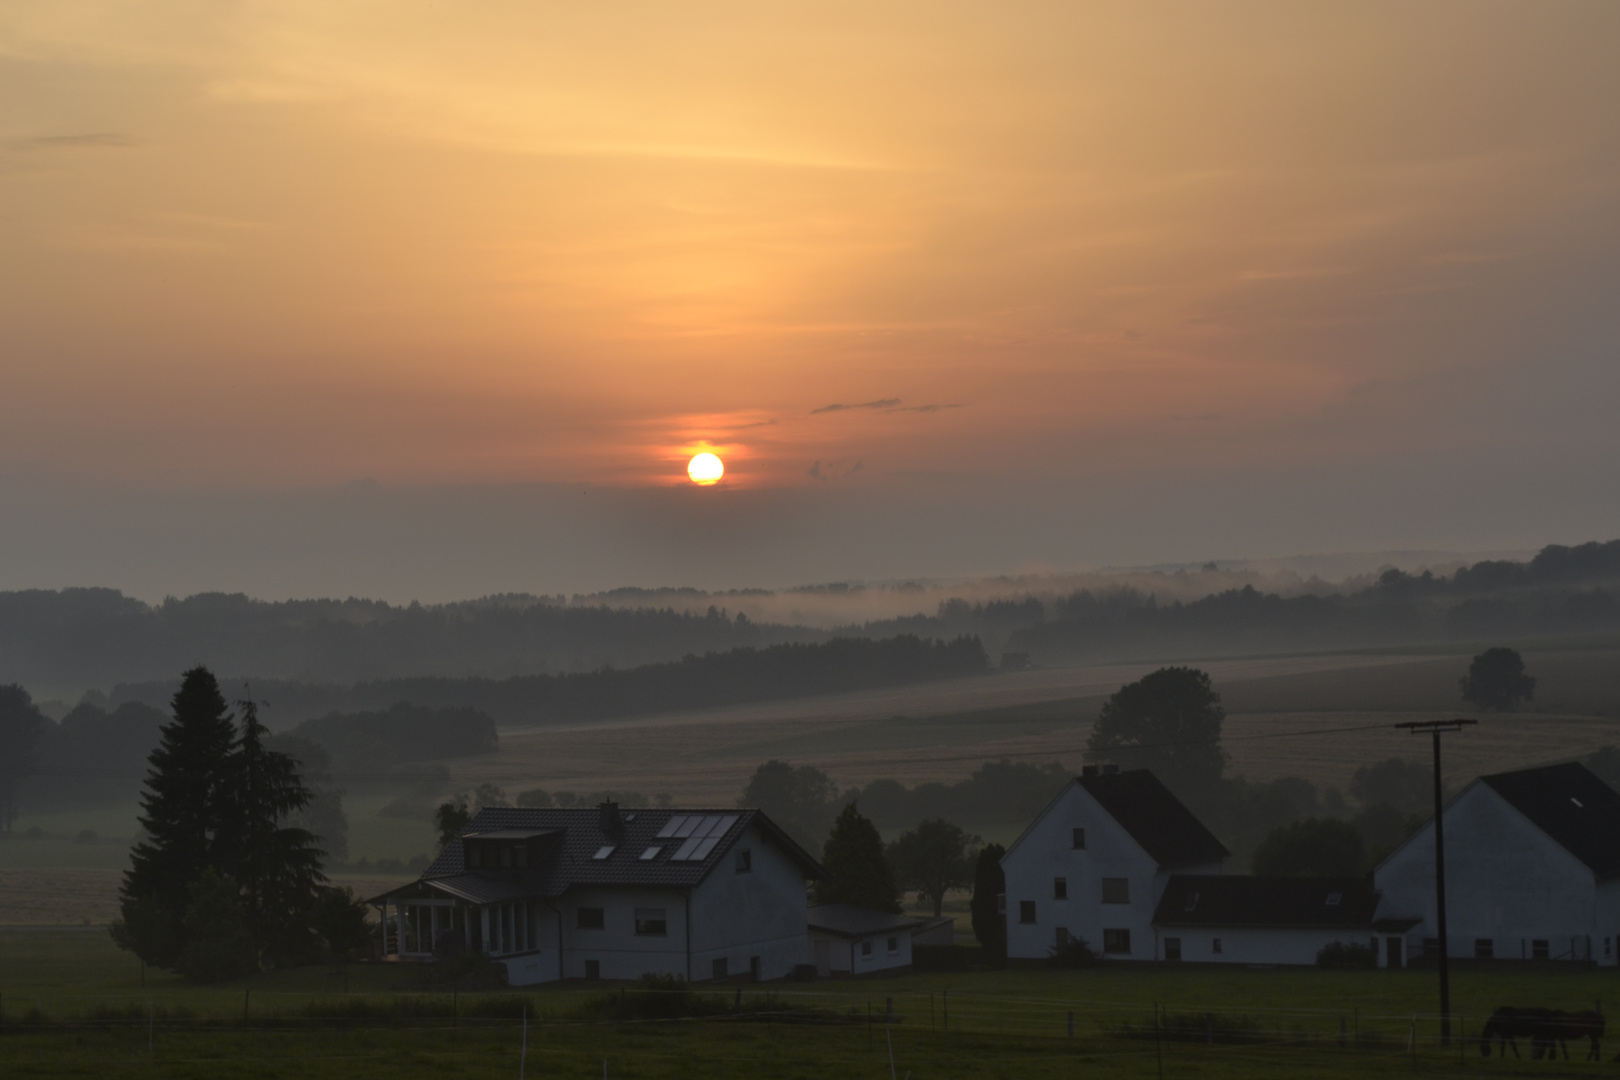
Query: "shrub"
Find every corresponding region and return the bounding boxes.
[1046,938,1099,968]
[1316,941,1377,968]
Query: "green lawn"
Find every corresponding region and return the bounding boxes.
[4,928,1617,1079]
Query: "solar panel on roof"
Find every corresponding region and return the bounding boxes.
[692,835,722,860]
[656,816,687,838]
[711,815,738,837]
[673,817,702,838]
[670,836,703,860]
[693,815,722,838]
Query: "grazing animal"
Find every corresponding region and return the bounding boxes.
[1559,1010,1604,1061]
[1480,1007,1556,1058]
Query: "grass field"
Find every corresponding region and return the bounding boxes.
[3,929,1616,1078]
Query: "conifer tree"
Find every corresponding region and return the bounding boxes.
[116,667,238,968]
[969,842,1007,963]
[217,699,326,966]
[814,801,901,913]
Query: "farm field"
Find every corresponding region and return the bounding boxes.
[2,929,1615,1079]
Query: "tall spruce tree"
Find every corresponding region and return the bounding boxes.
[814,801,901,913]
[218,699,326,966]
[116,667,238,969]
[969,842,1007,963]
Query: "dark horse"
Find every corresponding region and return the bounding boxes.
[1479,1007,1604,1061]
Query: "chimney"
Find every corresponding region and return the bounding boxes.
[598,800,623,838]
[1081,765,1099,777]
[1101,764,1119,775]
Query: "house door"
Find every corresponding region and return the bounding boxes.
[1385,937,1402,969]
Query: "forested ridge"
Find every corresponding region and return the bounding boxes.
[107,634,992,729]
[0,590,816,692]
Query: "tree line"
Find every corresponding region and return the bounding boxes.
[107,634,991,728]
[0,588,816,692]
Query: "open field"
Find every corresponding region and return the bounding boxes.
[3,929,1617,1078]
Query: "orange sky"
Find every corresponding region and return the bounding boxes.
[2,2,1618,595]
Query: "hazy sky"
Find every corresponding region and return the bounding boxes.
[3,2,1617,599]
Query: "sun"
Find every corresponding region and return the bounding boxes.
[687,452,724,485]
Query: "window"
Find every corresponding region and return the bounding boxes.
[1053,877,1068,900]
[466,845,483,869]
[1101,878,1130,904]
[592,845,616,860]
[1325,892,1341,907]
[513,845,527,868]
[887,936,899,954]
[712,958,729,979]
[1532,939,1550,960]
[584,960,600,980]
[639,846,662,860]
[749,956,761,980]
[1212,938,1222,955]
[498,846,512,869]
[635,908,668,936]
[735,849,752,873]
[1165,937,1182,961]
[1072,827,1086,850]
[1019,900,1037,924]
[577,907,605,930]
[1102,928,1131,954]
[861,941,873,958]
[1474,938,1493,960]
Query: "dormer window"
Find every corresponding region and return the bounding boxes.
[1326,892,1342,906]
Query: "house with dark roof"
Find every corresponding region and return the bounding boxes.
[806,904,954,976]
[1002,766,1230,962]
[1372,762,1620,968]
[371,803,824,985]
[1154,876,1377,965]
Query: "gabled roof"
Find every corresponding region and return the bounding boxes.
[1480,763,1620,880]
[372,806,823,905]
[1078,770,1231,868]
[807,904,921,939]
[1154,876,1376,929]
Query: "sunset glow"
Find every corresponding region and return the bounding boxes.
[1,1,1617,596]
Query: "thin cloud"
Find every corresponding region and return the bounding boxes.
[888,403,964,414]
[811,398,900,415]
[10,133,135,151]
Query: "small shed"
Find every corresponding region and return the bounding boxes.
[808,905,926,976]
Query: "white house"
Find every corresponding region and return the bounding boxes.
[372,803,824,985]
[1153,876,1377,965]
[806,905,957,977]
[1002,766,1229,962]
[1373,762,1620,968]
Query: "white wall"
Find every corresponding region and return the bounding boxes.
[1374,782,1604,964]
[1158,926,1371,967]
[502,906,561,985]
[809,929,912,975]
[1003,781,1221,961]
[688,823,811,981]
[560,886,689,981]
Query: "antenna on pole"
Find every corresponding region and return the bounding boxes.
[1395,718,1476,1048]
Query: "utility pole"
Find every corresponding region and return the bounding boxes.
[1396,718,1475,1047]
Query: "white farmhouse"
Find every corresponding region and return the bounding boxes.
[372,803,824,985]
[1002,766,1229,962]
[1373,762,1620,968]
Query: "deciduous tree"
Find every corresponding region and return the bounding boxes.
[1086,667,1228,798]
[1460,647,1536,711]
[1251,818,1364,876]
[0,684,47,833]
[888,818,978,917]
[740,759,840,850]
